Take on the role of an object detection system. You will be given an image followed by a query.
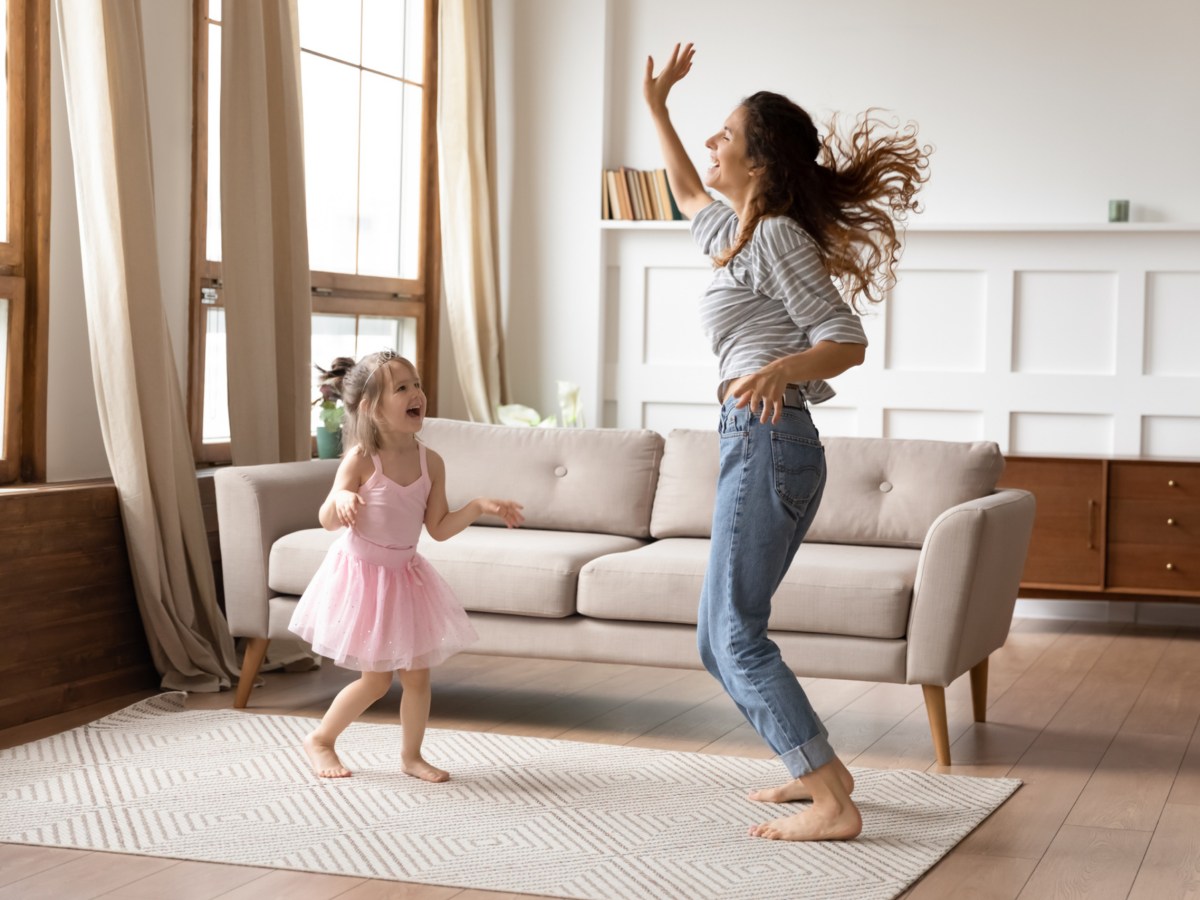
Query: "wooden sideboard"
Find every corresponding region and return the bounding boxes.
[997,455,1199,600]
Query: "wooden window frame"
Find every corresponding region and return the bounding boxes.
[187,0,442,464]
[1,0,50,485]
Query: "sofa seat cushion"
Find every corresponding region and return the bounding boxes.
[577,538,918,639]
[269,527,647,618]
[417,527,647,617]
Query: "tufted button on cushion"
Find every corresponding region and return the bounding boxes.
[554,465,568,477]
[879,481,893,493]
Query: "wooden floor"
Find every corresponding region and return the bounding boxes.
[2,617,1199,899]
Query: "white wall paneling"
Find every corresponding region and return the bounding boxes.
[601,223,1200,457]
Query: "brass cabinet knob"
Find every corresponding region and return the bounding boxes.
[1168,479,1177,487]
[1167,518,1176,526]
[1166,563,1175,571]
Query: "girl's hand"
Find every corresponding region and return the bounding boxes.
[479,499,525,528]
[332,489,363,527]
[643,42,694,113]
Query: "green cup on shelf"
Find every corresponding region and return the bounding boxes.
[1108,199,1130,222]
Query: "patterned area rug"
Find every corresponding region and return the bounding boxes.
[0,693,1018,900]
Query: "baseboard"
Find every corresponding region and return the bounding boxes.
[1015,597,1200,628]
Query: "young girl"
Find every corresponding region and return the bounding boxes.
[290,350,524,782]
[644,44,929,842]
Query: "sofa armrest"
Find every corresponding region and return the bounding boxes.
[214,459,340,638]
[905,488,1036,686]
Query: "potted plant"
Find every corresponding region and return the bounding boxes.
[313,356,355,458]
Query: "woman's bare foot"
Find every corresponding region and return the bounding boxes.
[749,758,861,842]
[748,802,862,841]
[303,732,351,778]
[402,756,449,783]
[749,757,855,803]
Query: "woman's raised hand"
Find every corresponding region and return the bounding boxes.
[643,42,695,112]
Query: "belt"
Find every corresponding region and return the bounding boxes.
[782,384,807,408]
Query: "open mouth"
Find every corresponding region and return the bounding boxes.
[406,406,423,418]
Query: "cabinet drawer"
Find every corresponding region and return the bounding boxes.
[1107,499,1200,545]
[1110,462,1200,501]
[1108,543,1200,593]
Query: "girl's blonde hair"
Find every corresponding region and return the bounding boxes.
[716,93,932,313]
[336,349,419,457]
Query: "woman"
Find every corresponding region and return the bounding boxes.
[643,42,929,842]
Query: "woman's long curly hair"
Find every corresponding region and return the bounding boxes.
[716,92,931,311]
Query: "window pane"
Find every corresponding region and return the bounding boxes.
[0,0,9,244]
[205,23,222,262]
[399,83,424,278]
[358,315,418,363]
[298,0,361,64]
[358,73,403,278]
[302,53,360,274]
[404,0,424,84]
[201,307,230,443]
[209,0,221,23]
[311,314,357,432]
[0,297,8,452]
[361,0,406,79]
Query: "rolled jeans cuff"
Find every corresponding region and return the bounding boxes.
[779,729,836,779]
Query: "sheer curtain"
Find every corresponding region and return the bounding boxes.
[438,0,509,422]
[55,0,237,691]
[220,0,312,466]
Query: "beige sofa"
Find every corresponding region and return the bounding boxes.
[215,418,1036,765]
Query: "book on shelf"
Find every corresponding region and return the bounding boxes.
[601,167,685,221]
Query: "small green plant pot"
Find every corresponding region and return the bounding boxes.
[316,426,343,459]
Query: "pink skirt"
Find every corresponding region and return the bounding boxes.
[289,531,478,672]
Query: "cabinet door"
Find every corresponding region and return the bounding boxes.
[997,458,1106,589]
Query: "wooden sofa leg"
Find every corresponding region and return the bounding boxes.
[969,657,989,723]
[235,638,270,709]
[922,684,952,767]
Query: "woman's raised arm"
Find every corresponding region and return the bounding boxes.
[643,43,711,220]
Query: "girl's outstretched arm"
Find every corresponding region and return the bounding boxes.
[318,448,372,531]
[423,448,524,541]
[644,42,710,219]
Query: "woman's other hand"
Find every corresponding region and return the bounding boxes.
[644,42,695,113]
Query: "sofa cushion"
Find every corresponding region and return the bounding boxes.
[578,538,919,640]
[419,418,663,538]
[650,430,1004,548]
[269,526,647,618]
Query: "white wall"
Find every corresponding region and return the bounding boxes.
[603,0,1200,224]
[46,1,192,481]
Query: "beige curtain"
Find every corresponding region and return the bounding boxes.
[55,0,238,691]
[221,0,311,466]
[221,0,318,671]
[438,0,509,422]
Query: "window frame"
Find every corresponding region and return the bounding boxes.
[1,0,50,485]
[187,0,442,464]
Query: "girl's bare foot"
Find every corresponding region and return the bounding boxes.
[748,802,863,842]
[303,733,351,778]
[749,757,855,803]
[402,756,449,783]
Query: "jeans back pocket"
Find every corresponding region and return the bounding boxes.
[770,432,825,515]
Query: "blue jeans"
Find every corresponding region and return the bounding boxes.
[697,396,835,778]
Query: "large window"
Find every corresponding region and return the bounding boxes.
[189,0,439,461]
[1,0,46,485]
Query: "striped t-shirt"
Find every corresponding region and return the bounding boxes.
[691,201,868,403]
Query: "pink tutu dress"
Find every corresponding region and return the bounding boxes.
[289,444,478,671]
